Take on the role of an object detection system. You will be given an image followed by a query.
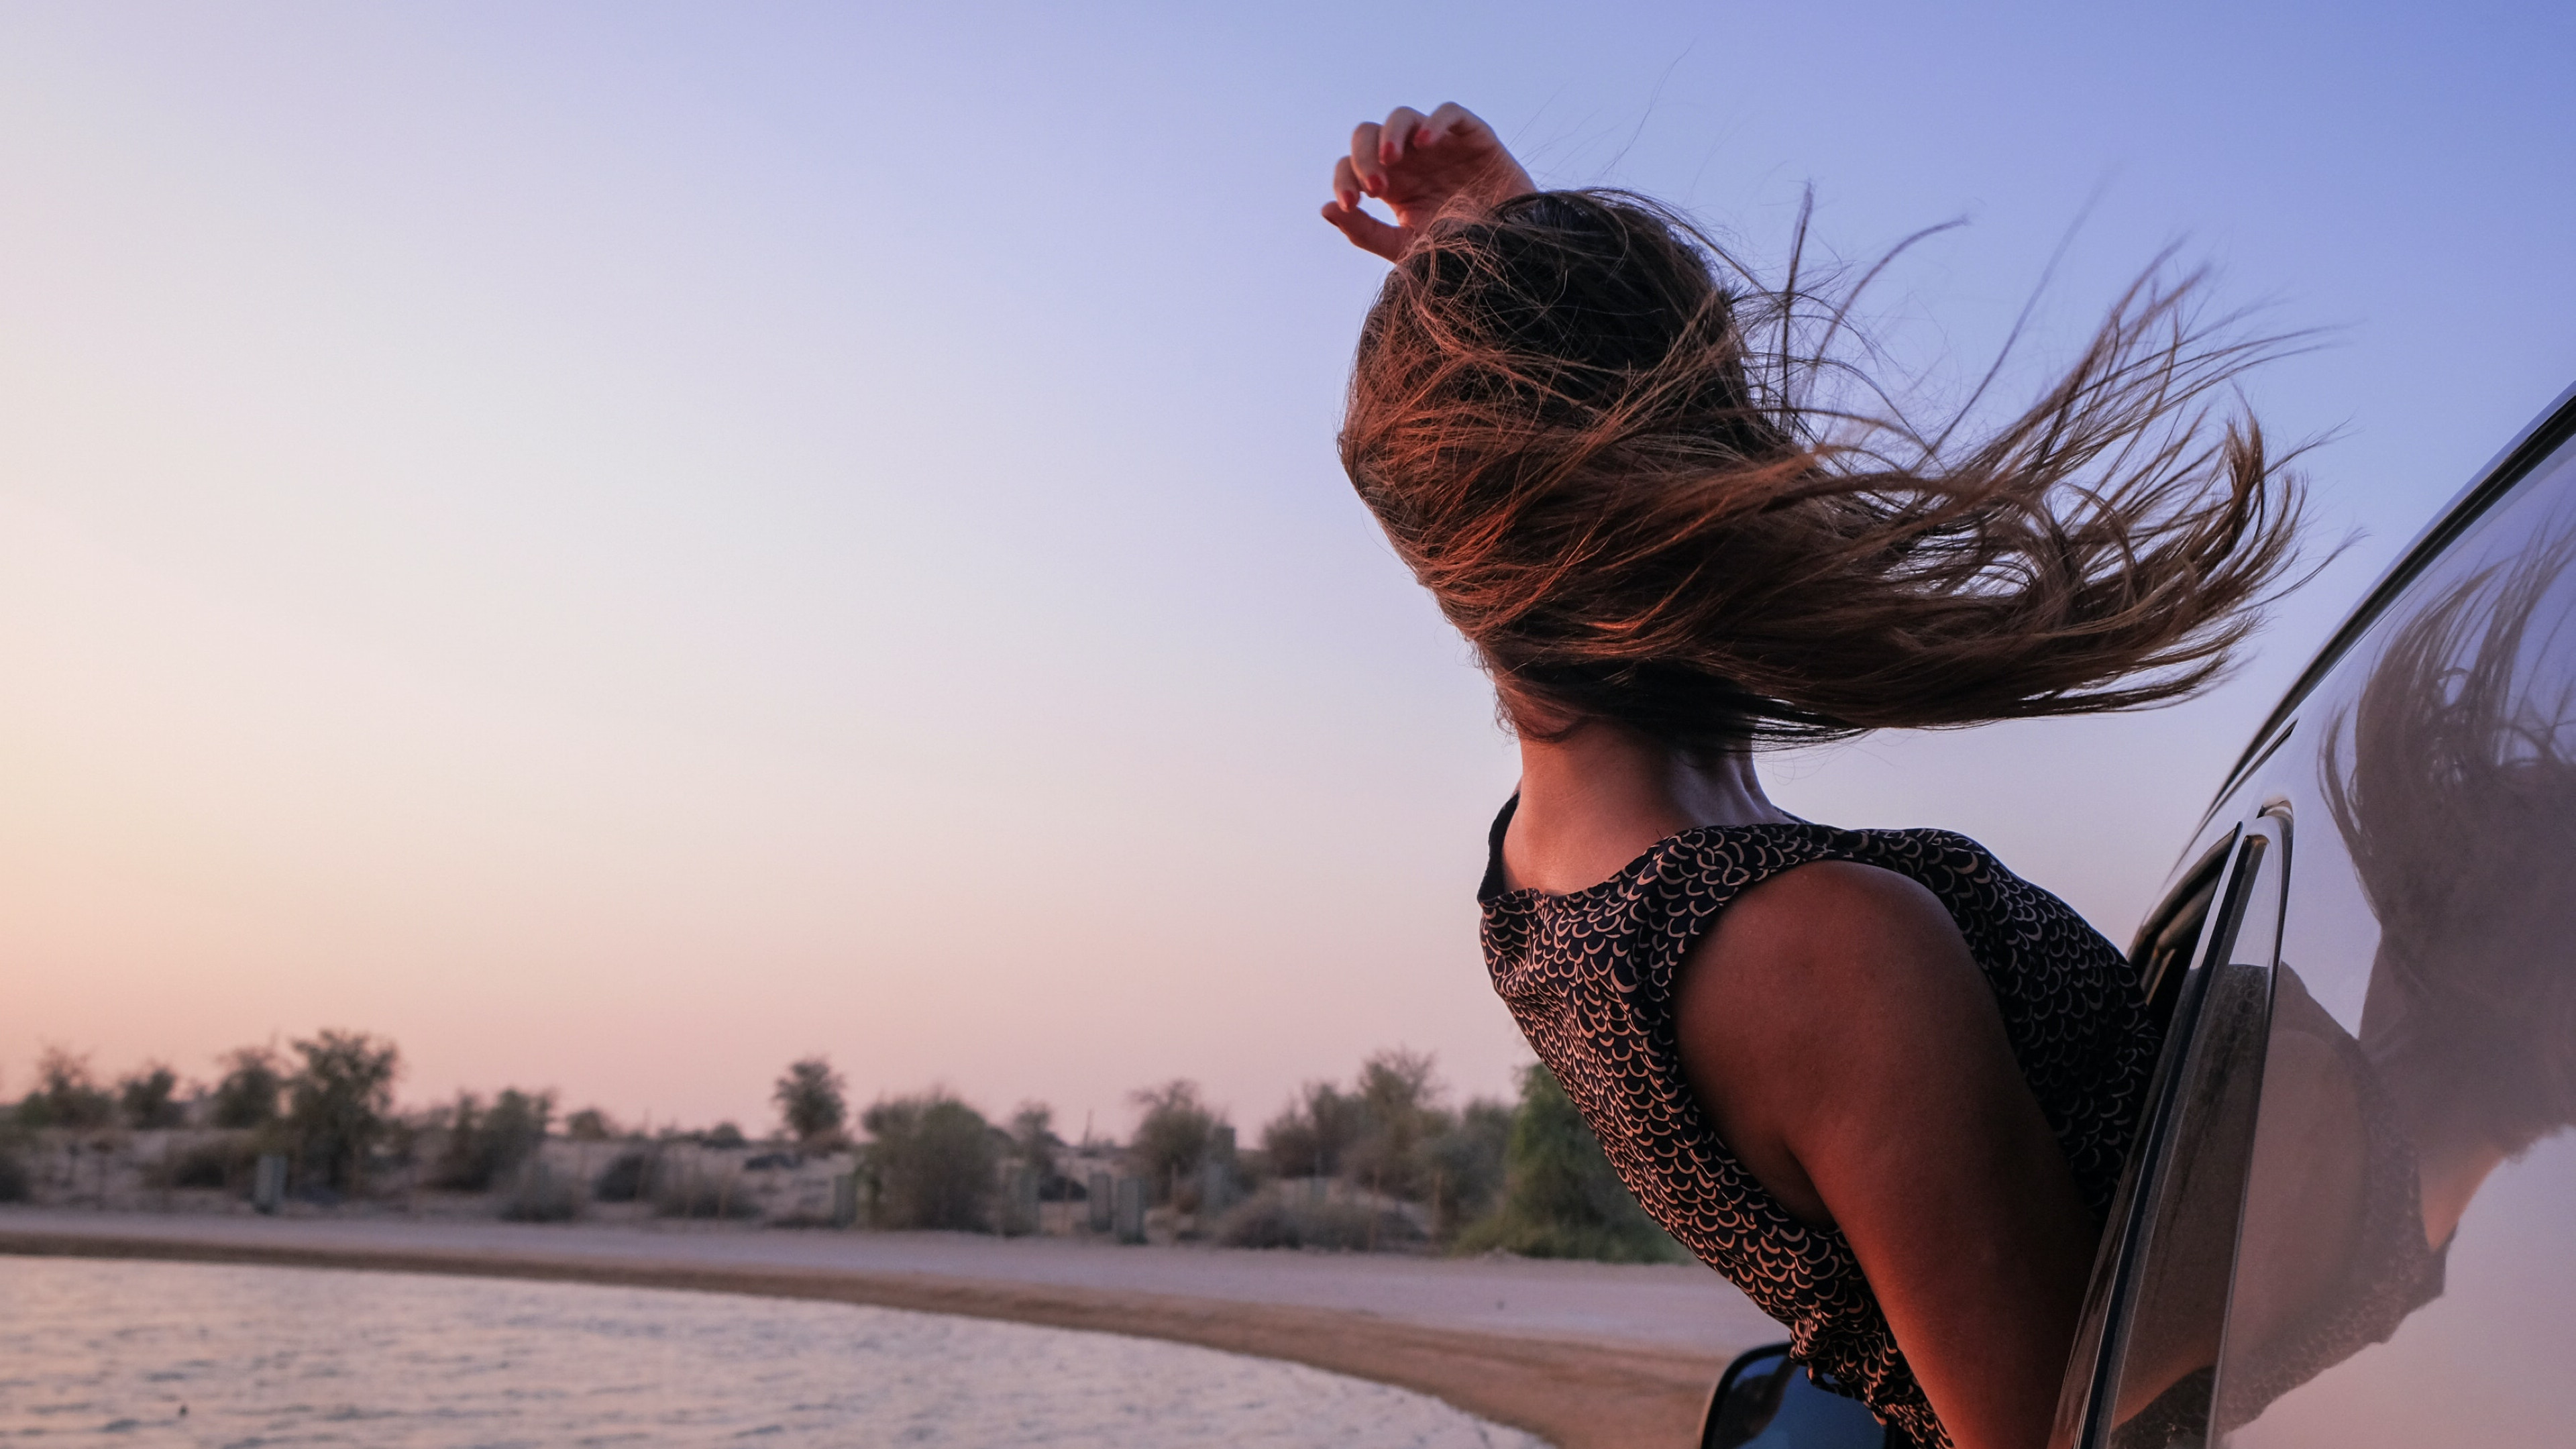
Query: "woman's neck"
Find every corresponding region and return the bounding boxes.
[1501,718,1793,895]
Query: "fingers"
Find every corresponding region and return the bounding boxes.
[1321,197,1408,262]
[1332,156,1364,212]
[1348,121,1385,195]
[1379,105,1427,166]
[1416,101,1482,152]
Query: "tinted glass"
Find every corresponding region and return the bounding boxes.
[2212,438,2576,1445]
[2094,823,2285,1449]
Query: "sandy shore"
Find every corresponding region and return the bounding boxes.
[0,1209,1777,1448]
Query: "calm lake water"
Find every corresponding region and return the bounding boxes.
[0,1257,1546,1448]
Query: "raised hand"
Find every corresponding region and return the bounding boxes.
[1322,103,1536,262]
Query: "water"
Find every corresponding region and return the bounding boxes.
[0,1258,1546,1447]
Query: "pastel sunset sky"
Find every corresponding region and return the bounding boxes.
[5,2,2570,1136]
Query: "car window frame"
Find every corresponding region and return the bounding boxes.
[2054,810,2288,1449]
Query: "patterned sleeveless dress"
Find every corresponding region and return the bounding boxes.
[1479,800,2161,1449]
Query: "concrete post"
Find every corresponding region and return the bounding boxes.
[1113,1175,1146,1244]
[1087,1171,1114,1232]
[831,1171,860,1229]
[1197,1159,1233,1219]
[252,1153,287,1214]
[998,1164,1040,1236]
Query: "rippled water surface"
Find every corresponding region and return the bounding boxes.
[0,1258,1544,1447]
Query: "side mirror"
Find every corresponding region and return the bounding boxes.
[1701,1342,1894,1448]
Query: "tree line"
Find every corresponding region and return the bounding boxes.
[3,1036,1682,1263]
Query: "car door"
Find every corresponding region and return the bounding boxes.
[2053,387,2576,1449]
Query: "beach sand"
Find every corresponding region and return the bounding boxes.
[0,1209,1778,1448]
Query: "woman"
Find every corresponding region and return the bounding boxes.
[1320,104,2308,1449]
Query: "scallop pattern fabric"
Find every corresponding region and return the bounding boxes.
[1479,803,2159,1449]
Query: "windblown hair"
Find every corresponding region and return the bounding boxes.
[1340,190,2312,747]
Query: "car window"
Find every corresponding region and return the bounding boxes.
[2093,820,2285,1449]
[2210,439,2576,1446]
[2049,820,2277,1449]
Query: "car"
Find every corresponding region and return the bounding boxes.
[1703,381,2576,1449]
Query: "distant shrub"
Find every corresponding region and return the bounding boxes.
[1009,1103,1063,1183]
[499,1165,583,1222]
[1424,1096,1513,1236]
[1214,1183,1426,1252]
[18,1047,114,1131]
[1451,1064,1686,1265]
[211,1048,286,1130]
[593,1149,654,1202]
[702,1122,747,1149]
[564,1108,617,1142]
[431,1088,553,1192]
[153,1134,258,1191]
[1260,1080,1363,1181]
[284,1030,400,1193]
[117,1064,186,1130]
[862,1091,997,1230]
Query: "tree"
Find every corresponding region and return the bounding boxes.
[1128,1079,1220,1201]
[284,1030,400,1193]
[862,1091,998,1229]
[17,1046,113,1130]
[431,1087,553,1191]
[116,1063,185,1130]
[1348,1047,1442,1197]
[211,1047,285,1129]
[1260,1079,1363,1179]
[773,1057,849,1146]
[1009,1102,1059,1181]
[1454,1063,1684,1263]
[564,1107,618,1142]
[1425,1095,1513,1235]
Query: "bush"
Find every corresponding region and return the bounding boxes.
[152,1134,258,1191]
[431,1088,553,1192]
[499,1164,584,1222]
[1425,1097,1513,1235]
[593,1148,654,1202]
[702,1122,747,1149]
[284,1030,400,1192]
[1214,1182,1426,1252]
[1259,1080,1363,1181]
[1009,1103,1059,1180]
[1345,1049,1442,1199]
[564,1108,617,1142]
[211,1048,285,1130]
[1452,1063,1687,1265]
[863,1091,998,1230]
[117,1064,185,1130]
[18,1047,114,1131]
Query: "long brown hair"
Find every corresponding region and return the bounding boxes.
[1340,190,2313,749]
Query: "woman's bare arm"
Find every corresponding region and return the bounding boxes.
[1321,102,1534,261]
[1674,862,2099,1449]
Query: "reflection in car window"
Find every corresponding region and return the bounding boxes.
[2214,458,2576,1444]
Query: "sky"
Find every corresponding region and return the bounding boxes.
[3,2,2571,1139]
